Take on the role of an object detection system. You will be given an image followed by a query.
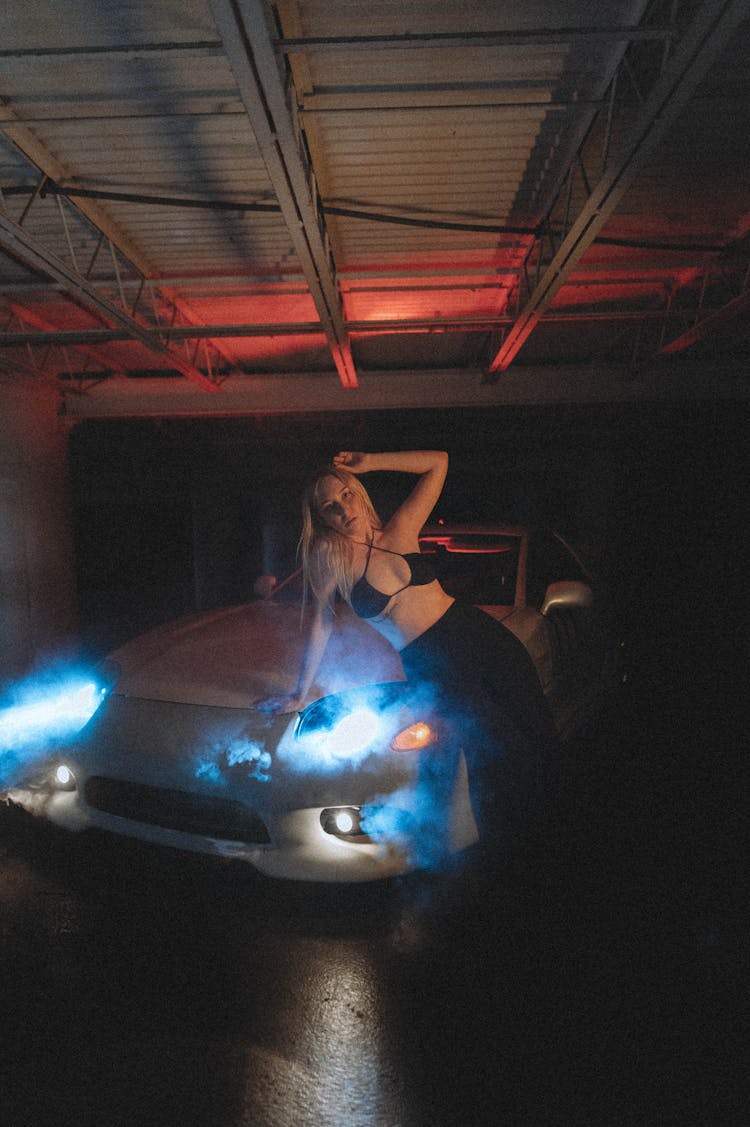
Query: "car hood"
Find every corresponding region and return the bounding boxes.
[106,601,404,709]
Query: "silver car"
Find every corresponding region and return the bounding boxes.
[2,525,624,881]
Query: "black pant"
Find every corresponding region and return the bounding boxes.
[400,602,558,848]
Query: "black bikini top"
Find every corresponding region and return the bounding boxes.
[350,537,436,619]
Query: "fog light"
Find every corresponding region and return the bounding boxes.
[321,806,364,838]
[52,763,76,791]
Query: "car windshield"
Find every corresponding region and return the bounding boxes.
[419,532,520,606]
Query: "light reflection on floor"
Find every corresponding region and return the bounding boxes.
[239,936,411,1125]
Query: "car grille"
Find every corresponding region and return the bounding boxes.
[84,776,270,844]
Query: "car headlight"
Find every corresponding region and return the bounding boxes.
[0,669,114,750]
[327,707,383,758]
[295,683,441,764]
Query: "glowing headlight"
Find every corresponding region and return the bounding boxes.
[391,721,438,752]
[327,707,382,758]
[294,684,439,771]
[0,675,109,750]
[52,763,76,791]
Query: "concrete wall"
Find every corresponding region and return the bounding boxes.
[0,381,78,682]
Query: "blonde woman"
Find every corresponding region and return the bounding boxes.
[257,450,556,840]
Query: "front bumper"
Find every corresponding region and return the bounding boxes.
[4,749,478,883]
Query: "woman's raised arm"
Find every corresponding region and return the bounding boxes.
[333,450,448,536]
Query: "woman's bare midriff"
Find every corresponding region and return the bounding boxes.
[361,581,455,652]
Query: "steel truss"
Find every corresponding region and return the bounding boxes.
[0,168,233,391]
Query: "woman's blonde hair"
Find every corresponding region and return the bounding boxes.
[298,466,380,606]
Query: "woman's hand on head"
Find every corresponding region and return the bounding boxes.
[252,692,306,715]
[333,450,369,474]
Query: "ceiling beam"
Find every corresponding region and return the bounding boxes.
[55,360,750,422]
[487,0,750,376]
[274,27,676,53]
[0,306,706,350]
[0,40,225,61]
[209,0,358,388]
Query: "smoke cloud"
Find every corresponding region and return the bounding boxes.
[192,737,273,786]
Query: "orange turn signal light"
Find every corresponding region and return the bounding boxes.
[391,721,437,752]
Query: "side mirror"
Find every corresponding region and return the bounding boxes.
[541,580,593,616]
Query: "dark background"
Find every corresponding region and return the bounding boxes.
[68,398,747,706]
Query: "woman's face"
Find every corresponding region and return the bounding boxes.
[315,475,367,538]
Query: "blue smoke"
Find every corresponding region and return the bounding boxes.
[361,752,463,873]
[283,681,471,871]
[281,704,387,773]
[0,668,108,787]
[193,737,273,786]
[279,682,440,774]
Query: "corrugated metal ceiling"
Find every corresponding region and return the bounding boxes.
[1,0,748,411]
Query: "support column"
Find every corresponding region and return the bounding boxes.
[0,381,78,682]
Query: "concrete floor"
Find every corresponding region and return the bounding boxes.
[1,656,742,1127]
